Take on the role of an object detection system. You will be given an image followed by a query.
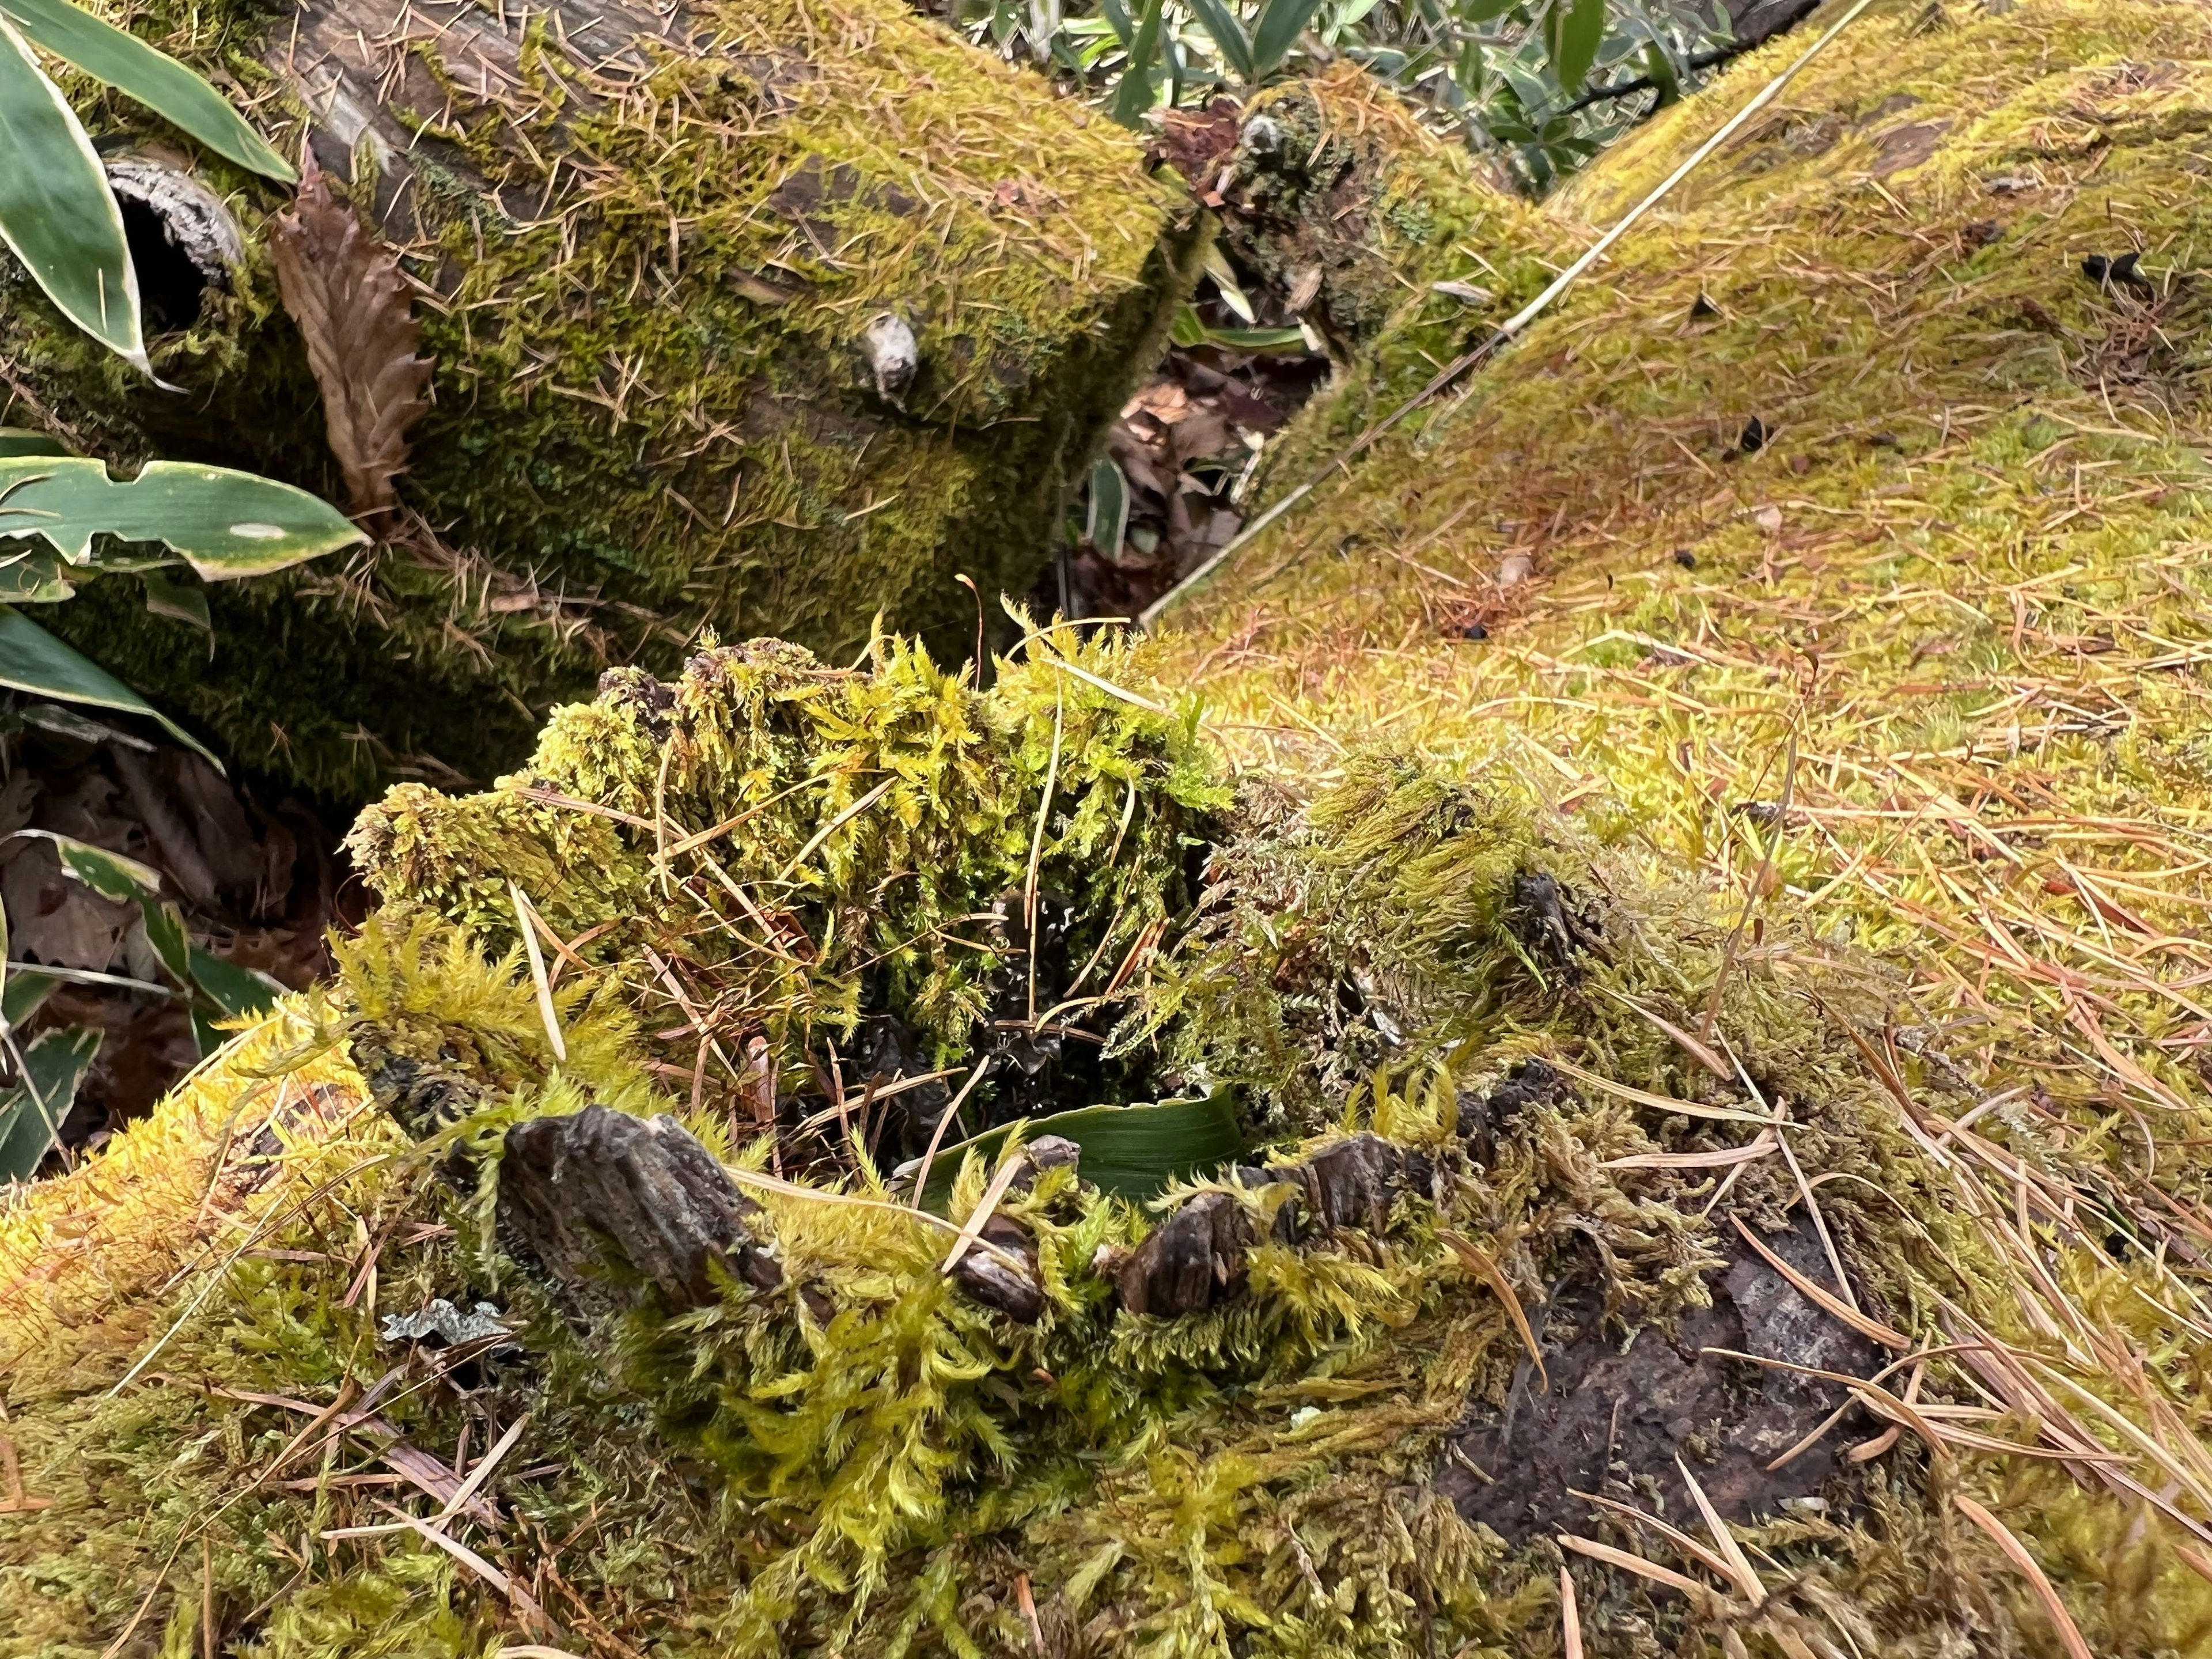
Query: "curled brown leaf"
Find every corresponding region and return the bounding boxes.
[269,157,433,521]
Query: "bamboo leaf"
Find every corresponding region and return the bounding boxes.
[1109,0,1165,127]
[1550,0,1606,93]
[141,568,210,633]
[907,1090,1243,1214]
[2,968,56,1032]
[185,942,280,1023]
[0,0,293,180]
[1250,0,1324,77]
[1084,456,1129,562]
[0,15,146,373]
[0,427,70,459]
[0,457,365,577]
[0,604,220,765]
[1185,0,1255,82]
[15,826,161,900]
[0,546,75,601]
[0,1023,99,1181]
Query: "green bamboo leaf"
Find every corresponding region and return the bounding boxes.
[2,968,56,1032]
[16,826,162,900]
[141,568,210,633]
[0,427,70,459]
[1109,0,1165,127]
[911,1090,1243,1213]
[1250,0,1325,77]
[186,943,279,1021]
[1185,0,1256,82]
[0,1023,99,1181]
[0,15,146,372]
[0,604,221,765]
[1084,456,1129,562]
[1549,0,1606,93]
[0,546,75,601]
[0,457,365,578]
[139,896,190,986]
[0,0,293,180]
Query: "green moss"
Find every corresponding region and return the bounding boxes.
[6,0,1204,800]
[20,729,2200,1656]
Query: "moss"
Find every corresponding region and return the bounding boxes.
[1213,66,1566,487]
[343,623,1227,1133]
[23,5,2212,1653]
[5,0,1203,800]
[1146,0,2212,1649]
[19,633,2212,1655]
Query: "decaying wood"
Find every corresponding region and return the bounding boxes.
[498,1104,783,1312]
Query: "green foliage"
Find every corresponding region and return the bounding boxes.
[0,604,221,762]
[0,456,365,577]
[0,452,362,769]
[0,0,289,372]
[911,1087,1243,1210]
[0,0,292,178]
[17,825,284,1054]
[0,1021,98,1179]
[0,13,144,371]
[349,623,1229,1109]
[949,0,1731,188]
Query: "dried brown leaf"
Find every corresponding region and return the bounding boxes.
[270,157,433,520]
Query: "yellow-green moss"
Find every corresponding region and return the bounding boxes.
[1149,0,2212,1648]
[20,719,2211,1656]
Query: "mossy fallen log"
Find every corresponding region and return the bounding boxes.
[2,0,1200,798]
[18,4,2212,1656]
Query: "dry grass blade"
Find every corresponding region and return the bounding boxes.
[509,882,567,1064]
[940,1147,1028,1274]
[1729,1214,1910,1349]
[776,777,896,882]
[1573,1488,1740,1584]
[1557,1533,1712,1601]
[1674,1456,1764,1605]
[1603,1133,1775,1171]
[270,156,433,520]
[1952,1495,2094,1659]
[1559,1566,1584,1659]
[1539,1055,1775,1124]
[907,1054,994,1210]
[0,1430,52,1513]
[1593,987,1732,1078]
[362,1500,555,1635]
[1442,1229,1547,1388]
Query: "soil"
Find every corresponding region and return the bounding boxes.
[0,713,359,1163]
[1437,1219,1881,1544]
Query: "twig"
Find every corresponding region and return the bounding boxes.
[907,1055,994,1209]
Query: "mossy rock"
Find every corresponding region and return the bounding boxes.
[3,0,1202,800]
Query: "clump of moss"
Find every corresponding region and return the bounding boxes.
[1212,65,1564,483]
[22,690,2202,1656]
[346,622,1229,1142]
